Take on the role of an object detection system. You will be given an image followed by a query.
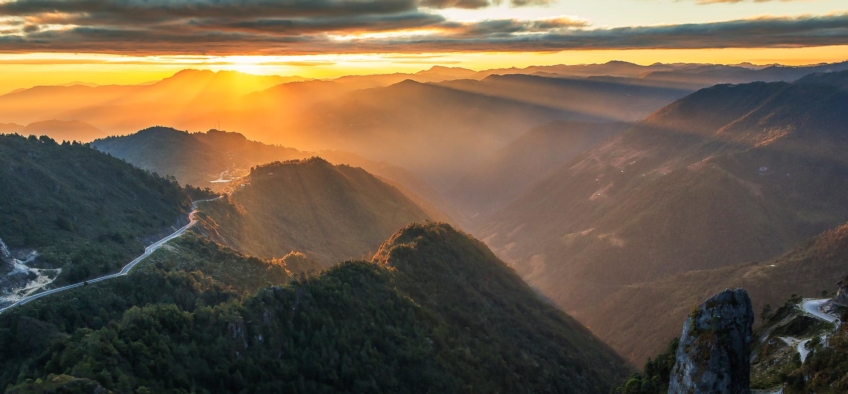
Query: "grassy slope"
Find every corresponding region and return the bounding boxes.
[588,221,848,364]
[0,135,191,283]
[478,74,848,362]
[197,158,432,265]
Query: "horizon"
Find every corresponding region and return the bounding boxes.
[0,0,846,92]
[4,56,848,95]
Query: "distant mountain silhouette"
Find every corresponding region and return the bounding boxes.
[20,120,106,143]
[0,123,22,133]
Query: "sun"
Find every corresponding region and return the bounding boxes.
[227,61,264,75]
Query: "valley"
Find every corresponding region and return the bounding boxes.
[2,55,848,393]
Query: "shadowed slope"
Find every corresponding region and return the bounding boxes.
[480,71,848,362]
[590,220,848,364]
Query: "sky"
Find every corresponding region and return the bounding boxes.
[0,0,846,92]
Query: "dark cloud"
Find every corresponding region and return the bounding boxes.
[694,0,805,4]
[0,0,844,56]
[0,0,420,22]
[419,0,491,9]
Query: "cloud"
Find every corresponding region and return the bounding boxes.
[0,0,844,56]
[693,0,808,4]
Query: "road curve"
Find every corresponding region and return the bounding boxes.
[802,299,840,324]
[0,197,221,314]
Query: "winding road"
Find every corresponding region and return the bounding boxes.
[0,197,221,315]
[802,299,840,325]
[773,298,842,364]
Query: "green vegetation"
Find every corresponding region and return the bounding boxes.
[0,134,191,284]
[2,223,630,393]
[610,338,678,394]
[748,289,848,393]
[92,127,305,191]
[197,158,431,265]
[0,232,293,391]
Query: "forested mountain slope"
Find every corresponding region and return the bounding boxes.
[0,135,192,293]
[197,158,432,265]
[92,127,461,225]
[3,223,630,394]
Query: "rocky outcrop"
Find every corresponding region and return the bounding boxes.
[669,288,753,394]
[0,237,14,276]
[833,280,848,306]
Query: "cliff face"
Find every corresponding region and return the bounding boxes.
[834,280,848,306]
[0,237,14,276]
[669,289,753,394]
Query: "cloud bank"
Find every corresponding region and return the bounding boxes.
[0,0,845,54]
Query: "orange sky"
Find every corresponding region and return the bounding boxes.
[1,46,847,94]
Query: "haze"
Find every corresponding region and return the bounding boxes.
[2,0,848,392]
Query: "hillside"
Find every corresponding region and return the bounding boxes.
[588,220,848,363]
[0,134,192,301]
[449,121,627,224]
[92,127,305,189]
[197,158,432,264]
[2,223,630,393]
[0,232,295,391]
[92,127,460,225]
[479,71,848,362]
[282,79,574,189]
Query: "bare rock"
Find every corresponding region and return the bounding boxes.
[669,288,753,394]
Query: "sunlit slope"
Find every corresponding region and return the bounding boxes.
[282,79,573,189]
[0,135,191,286]
[91,127,461,225]
[92,127,305,189]
[449,120,628,225]
[479,71,848,357]
[197,158,432,264]
[0,70,299,134]
[590,221,848,364]
[3,223,630,393]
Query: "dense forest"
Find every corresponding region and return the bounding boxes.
[0,135,194,284]
[609,339,678,394]
[0,233,292,391]
[2,223,630,393]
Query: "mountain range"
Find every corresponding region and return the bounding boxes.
[479,70,848,362]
